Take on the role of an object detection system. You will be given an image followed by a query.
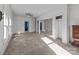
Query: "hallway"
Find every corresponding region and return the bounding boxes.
[0,4,79,55]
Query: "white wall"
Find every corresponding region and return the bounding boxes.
[36,20,39,32]
[69,4,79,42]
[42,20,45,32]
[0,4,13,54]
[43,19,52,35]
[0,4,4,55]
[13,15,35,33]
[29,17,35,32]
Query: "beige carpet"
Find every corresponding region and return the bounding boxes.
[4,32,55,55]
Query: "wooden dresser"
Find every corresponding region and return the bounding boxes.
[72,25,79,46]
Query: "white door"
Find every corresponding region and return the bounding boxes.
[58,19,62,39]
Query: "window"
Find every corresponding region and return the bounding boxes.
[8,17,12,35]
[4,13,9,39]
[4,12,12,39]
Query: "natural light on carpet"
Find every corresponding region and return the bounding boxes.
[41,37,72,55]
[41,37,53,44]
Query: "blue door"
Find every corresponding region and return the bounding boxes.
[25,21,29,31]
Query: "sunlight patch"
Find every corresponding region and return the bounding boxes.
[41,37,53,44]
[41,36,72,55]
[48,43,72,55]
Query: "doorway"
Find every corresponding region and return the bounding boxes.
[25,21,29,31]
[56,19,62,40]
[40,22,42,32]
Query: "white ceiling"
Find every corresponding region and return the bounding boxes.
[10,4,63,17]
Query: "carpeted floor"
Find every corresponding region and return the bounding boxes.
[4,32,56,55]
[4,32,79,55]
[46,35,79,55]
